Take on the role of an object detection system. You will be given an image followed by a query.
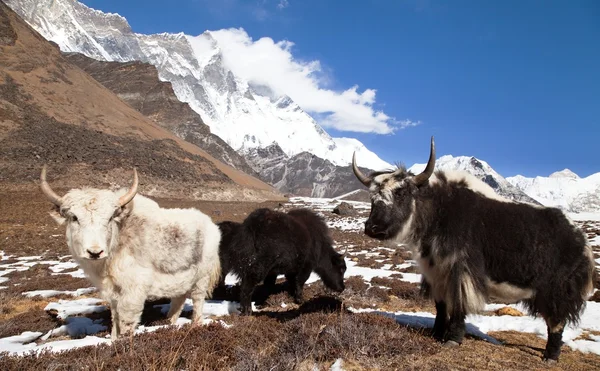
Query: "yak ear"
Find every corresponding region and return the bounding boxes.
[49,206,66,225]
[113,201,134,223]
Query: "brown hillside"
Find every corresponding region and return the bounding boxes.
[62,52,259,178]
[0,2,283,202]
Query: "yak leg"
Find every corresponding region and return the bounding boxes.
[117,294,145,337]
[432,300,448,341]
[443,265,472,346]
[110,300,120,339]
[291,268,312,305]
[191,276,212,324]
[285,273,297,300]
[543,318,565,363]
[444,312,466,346]
[239,277,258,315]
[254,273,278,308]
[167,295,187,324]
[263,273,277,288]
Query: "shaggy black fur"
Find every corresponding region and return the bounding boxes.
[217,208,346,315]
[215,221,243,289]
[362,168,596,362]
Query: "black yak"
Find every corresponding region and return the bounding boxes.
[352,136,595,363]
[219,207,346,315]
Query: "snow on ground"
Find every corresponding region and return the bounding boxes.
[569,212,600,222]
[23,287,97,298]
[0,298,238,355]
[287,196,371,211]
[350,301,600,355]
[1,198,599,358]
[45,298,107,319]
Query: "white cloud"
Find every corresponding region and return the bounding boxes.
[199,28,418,134]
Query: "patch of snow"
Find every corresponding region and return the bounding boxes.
[569,213,600,222]
[16,256,42,261]
[49,261,79,273]
[330,358,344,371]
[154,299,243,317]
[352,300,600,355]
[0,331,43,354]
[42,317,107,339]
[44,298,107,319]
[23,287,97,298]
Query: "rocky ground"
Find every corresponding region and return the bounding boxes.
[0,191,599,370]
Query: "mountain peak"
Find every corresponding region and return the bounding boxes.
[549,169,579,179]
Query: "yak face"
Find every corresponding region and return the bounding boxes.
[365,173,417,241]
[50,190,130,260]
[40,166,138,261]
[317,249,347,293]
[352,136,436,242]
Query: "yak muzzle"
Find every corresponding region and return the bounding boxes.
[364,220,387,240]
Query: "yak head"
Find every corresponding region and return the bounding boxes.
[40,165,138,261]
[352,137,436,242]
[316,246,347,293]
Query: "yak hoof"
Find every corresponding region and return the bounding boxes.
[443,340,460,348]
[543,358,558,365]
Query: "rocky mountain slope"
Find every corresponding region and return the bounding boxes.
[409,155,541,205]
[507,170,600,213]
[0,2,282,201]
[62,52,258,177]
[6,0,391,171]
[246,144,380,198]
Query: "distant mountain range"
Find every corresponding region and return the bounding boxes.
[507,170,600,213]
[5,0,598,211]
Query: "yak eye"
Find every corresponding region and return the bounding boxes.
[71,215,78,222]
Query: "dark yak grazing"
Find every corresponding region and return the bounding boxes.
[217,208,346,315]
[352,137,596,363]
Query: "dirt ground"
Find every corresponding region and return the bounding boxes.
[0,190,599,370]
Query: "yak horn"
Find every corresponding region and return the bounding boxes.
[352,152,371,187]
[413,136,436,186]
[40,165,63,207]
[118,168,138,207]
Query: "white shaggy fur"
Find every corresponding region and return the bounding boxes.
[437,171,513,203]
[49,188,221,339]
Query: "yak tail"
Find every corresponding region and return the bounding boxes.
[205,258,221,300]
[204,221,223,300]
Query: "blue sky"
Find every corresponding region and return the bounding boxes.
[81,0,599,177]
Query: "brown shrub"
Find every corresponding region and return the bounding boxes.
[371,277,421,301]
[344,276,369,295]
[365,286,390,302]
[0,312,440,370]
[399,265,419,274]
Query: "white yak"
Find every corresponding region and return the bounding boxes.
[40,166,221,338]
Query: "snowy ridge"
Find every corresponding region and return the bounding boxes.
[408,155,541,205]
[507,170,600,213]
[6,0,391,170]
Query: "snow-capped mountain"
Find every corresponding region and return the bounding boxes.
[409,155,541,205]
[6,0,391,171]
[507,170,600,213]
